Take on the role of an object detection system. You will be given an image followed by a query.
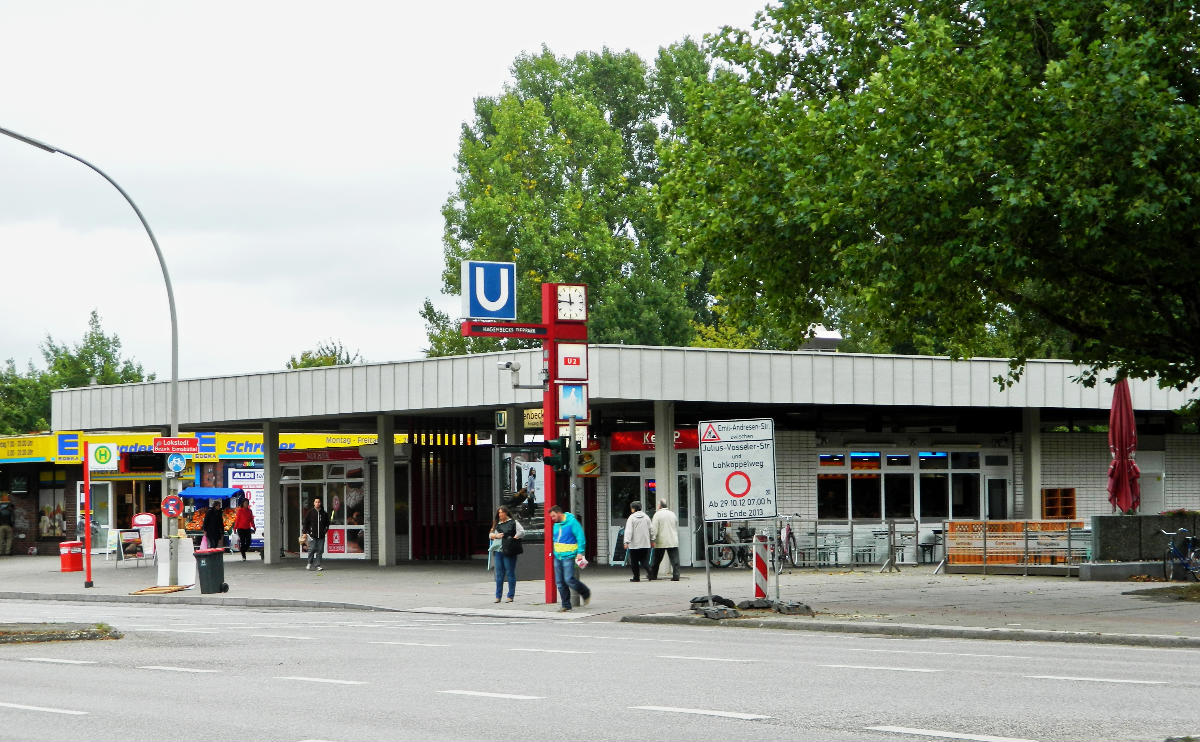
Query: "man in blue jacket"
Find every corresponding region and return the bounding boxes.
[550,505,591,612]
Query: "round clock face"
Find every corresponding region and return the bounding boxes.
[556,285,587,321]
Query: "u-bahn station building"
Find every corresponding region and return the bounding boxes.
[1,345,1195,568]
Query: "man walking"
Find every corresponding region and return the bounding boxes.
[303,497,331,571]
[623,501,652,581]
[649,499,680,581]
[550,505,590,612]
[0,494,14,556]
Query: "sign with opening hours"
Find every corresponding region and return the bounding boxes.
[698,418,778,521]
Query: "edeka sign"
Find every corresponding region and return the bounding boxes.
[698,418,778,521]
[460,260,517,320]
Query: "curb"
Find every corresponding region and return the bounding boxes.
[0,591,395,613]
[622,613,1200,649]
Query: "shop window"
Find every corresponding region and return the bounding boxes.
[677,475,689,522]
[819,453,846,468]
[885,454,912,467]
[677,453,688,471]
[281,466,300,480]
[918,473,949,521]
[644,456,655,469]
[884,474,914,519]
[984,455,1009,467]
[850,473,881,519]
[850,452,881,470]
[951,473,981,519]
[327,465,346,479]
[301,465,324,481]
[950,452,980,470]
[610,454,641,473]
[328,483,347,524]
[817,474,848,519]
[610,476,641,521]
[919,452,949,470]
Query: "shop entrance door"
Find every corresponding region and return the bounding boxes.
[75,481,113,553]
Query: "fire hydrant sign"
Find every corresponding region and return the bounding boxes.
[698,418,777,521]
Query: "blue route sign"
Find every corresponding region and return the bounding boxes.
[460,260,517,320]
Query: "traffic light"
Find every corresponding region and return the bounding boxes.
[543,436,571,472]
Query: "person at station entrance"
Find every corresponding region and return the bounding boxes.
[303,497,331,572]
[623,501,652,582]
[550,505,590,612]
[0,494,14,556]
[233,495,255,561]
[649,500,681,581]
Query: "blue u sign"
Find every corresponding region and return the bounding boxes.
[460,260,517,320]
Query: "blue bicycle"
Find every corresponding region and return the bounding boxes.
[1162,529,1200,582]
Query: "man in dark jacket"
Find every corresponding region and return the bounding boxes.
[303,497,331,571]
[201,500,225,551]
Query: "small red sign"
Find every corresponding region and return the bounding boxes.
[153,437,198,454]
[161,495,184,518]
[609,429,700,451]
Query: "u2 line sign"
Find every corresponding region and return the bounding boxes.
[698,418,778,521]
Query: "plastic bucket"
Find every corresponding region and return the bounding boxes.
[59,541,83,572]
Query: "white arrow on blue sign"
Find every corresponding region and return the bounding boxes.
[460,260,517,320]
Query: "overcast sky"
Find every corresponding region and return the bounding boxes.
[0,1,764,380]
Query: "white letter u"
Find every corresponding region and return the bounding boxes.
[474,266,510,311]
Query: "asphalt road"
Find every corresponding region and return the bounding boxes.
[0,601,1195,742]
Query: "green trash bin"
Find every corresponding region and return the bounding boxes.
[193,548,228,594]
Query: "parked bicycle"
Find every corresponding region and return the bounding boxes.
[708,523,754,568]
[773,514,800,574]
[1162,528,1200,581]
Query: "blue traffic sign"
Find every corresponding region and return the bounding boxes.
[166,453,186,473]
[460,260,517,320]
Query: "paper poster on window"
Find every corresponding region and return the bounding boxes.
[326,527,346,554]
[517,461,544,504]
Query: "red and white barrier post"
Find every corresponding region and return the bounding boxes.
[753,532,768,599]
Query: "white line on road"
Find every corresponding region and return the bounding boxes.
[138,666,219,673]
[632,705,770,721]
[820,664,939,673]
[846,649,1031,660]
[865,725,1040,742]
[0,701,88,716]
[508,648,594,654]
[438,690,544,700]
[135,628,219,634]
[23,658,97,665]
[656,655,754,662]
[275,677,366,685]
[253,634,316,641]
[1023,675,1165,685]
[560,634,699,644]
[369,641,450,647]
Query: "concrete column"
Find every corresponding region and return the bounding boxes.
[376,414,396,567]
[1022,408,1042,519]
[653,401,677,510]
[506,405,522,447]
[262,421,281,565]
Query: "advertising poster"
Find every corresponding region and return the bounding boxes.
[227,468,265,546]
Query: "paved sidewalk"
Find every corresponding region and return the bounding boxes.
[0,555,1197,646]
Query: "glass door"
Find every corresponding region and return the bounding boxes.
[75,481,113,553]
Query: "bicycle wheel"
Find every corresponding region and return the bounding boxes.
[786,533,798,567]
[774,543,784,575]
[709,544,734,568]
[1187,549,1200,581]
[1164,547,1176,581]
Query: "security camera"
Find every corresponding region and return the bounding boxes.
[497,360,521,371]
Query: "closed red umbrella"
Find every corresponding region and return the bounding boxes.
[1107,377,1141,513]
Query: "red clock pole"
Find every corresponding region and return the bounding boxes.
[542,284,560,603]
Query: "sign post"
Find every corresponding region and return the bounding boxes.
[82,442,93,588]
[698,418,778,607]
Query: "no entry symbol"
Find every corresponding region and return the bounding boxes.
[725,470,751,498]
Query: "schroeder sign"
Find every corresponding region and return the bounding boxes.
[698,418,777,521]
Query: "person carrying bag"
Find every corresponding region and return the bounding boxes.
[489,505,524,603]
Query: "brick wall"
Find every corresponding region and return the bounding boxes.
[1041,433,1110,519]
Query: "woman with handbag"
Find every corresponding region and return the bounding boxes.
[489,505,524,603]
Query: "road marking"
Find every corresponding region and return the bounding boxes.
[865,726,1039,742]
[846,649,1031,660]
[438,690,543,700]
[0,701,88,716]
[275,677,366,685]
[135,628,219,634]
[560,634,699,644]
[632,705,770,721]
[253,634,316,641]
[369,641,450,648]
[1023,675,1165,685]
[656,655,754,662]
[24,658,97,665]
[508,648,593,654]
[820,664,938,673]
[138,666,219,673]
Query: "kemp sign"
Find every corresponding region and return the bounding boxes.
[698,418,778,521]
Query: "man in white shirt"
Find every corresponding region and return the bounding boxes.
[649,500,680,581]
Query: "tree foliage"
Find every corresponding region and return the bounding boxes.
[286,340,363,369]
[0,310,152,434]
[427,43,712,355]
[660,1,1200,387]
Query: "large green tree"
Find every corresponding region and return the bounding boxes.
[424,43,711,355]
[660,1,1199,387]
[0,310,152,434]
